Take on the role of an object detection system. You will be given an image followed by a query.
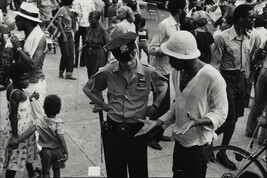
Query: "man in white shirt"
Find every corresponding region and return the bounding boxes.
[136,31,228,178]
[73,0,95,67]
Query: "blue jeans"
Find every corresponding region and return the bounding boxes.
[246,67,267,136]
[58,32,74,76]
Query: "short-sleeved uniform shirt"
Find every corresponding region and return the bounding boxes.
[88,59,167,123]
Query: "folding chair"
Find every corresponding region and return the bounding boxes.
[146,2,160,20]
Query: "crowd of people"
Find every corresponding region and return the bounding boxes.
[0,0,266,177]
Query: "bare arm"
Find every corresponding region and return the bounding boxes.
[83,79,108,111]
[9,126,36,148]
[9,90,27,138]
[9,99,19,138]
[57,134,68,162]
[18,37,46,69]
[57,16,67,39]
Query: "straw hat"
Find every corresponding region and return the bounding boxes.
[14,2,42,23]
[161,31,200,60]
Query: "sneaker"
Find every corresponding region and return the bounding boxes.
[263,156,267,162]
[149,141,162,150]
[65,75,77,80]
[216,151,237,170]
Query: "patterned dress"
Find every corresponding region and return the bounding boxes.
[0,89,36,173]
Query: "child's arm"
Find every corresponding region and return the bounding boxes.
[57,134,68,162]
[9,90,26,138]
[9,99,19,138]
[9,126,37,148]
[145,27,149,40]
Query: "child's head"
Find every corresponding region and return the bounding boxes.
[44,95,61,117]
[9,62,30,89]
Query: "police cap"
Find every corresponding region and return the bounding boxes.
[105,32,137,62]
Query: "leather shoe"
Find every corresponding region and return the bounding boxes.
[149,141,162,150]
[160,136,171,141]
[245,132,257,138]
[216,151,237,170]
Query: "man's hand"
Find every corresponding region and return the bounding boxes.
[135,119,157,137]
[174,112,197,135]
[10,35,21,48]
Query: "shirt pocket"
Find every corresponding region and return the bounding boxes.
[226,45,239,59]
[107,88,124,102]
[129,87,150,97]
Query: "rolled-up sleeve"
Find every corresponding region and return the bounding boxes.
[211,35,225,70]
[203,77,228,130]
[151,70,168,93]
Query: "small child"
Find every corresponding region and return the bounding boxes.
[137,18,149,63]
[9,95,68,178]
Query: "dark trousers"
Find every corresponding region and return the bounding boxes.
[172,141,212,178]
[85,48,107,79]
[216,70,246,145]
[102,118,148,178]
[58,32,74,75]
[74,26,87,67]
[149,74,170,141]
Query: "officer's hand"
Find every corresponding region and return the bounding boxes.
[135,119,157,137]
[146,105,157,117]
[174,112,197,135]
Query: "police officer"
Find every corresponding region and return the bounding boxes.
[83,32,168,178]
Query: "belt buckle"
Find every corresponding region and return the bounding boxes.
[117,123,130,133]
